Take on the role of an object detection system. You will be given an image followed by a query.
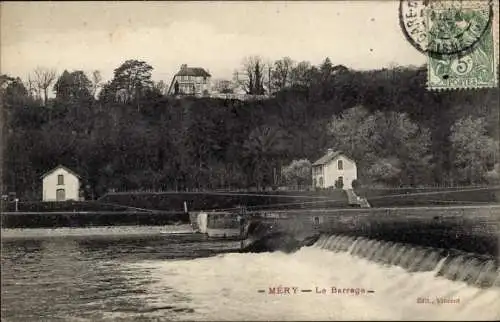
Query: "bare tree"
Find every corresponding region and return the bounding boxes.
[91,70,103,98]
[236,56,266,95]
[25,76,38,99]
[33,67,57,105]
[153,80,167,95]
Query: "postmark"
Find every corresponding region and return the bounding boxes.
[399,0,493,58]
[400,0,498,90]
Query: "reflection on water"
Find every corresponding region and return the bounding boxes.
[2,227,500,321]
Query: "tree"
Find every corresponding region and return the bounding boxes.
[450,116,498,184]
[153,80,167,95]
[319,57,334,80]
[242,125,290,189]
[290,61,313,87]
[107,59,154,111]
[212,79,234,94]
[91,70,103,98]
[236,56,266,95]
[367,157,402,186]
[33,67,57,106]
[271,57,294,92]
[328,105,378,169]
[282,159,312,188]
[329,106,433,186]
[53,70,93,102]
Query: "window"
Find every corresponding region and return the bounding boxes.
[314,216,320,225]
[58,174,64,185]
[338,160,343,170]
[319,177,324,187]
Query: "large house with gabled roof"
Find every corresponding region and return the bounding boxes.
[312,149,357,190]
[168,64,212,96]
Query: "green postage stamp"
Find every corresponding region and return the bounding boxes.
[427,2,497,90]
[400,0,498,90]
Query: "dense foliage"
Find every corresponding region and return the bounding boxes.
[1,58,499,200]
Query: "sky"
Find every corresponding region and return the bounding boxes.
[1,1,427,84]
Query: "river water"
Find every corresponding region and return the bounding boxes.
[1,226,499,321]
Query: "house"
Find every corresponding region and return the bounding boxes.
[312,149,357,190]
[41,165,81,202]
[168,64,212,96]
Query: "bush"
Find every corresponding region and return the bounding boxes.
[351,179,359,189]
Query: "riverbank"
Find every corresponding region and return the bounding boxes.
[0,211,189,228]
[1,224,194,239]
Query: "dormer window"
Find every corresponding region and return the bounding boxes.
[58,174,64,185]
[338,160,343,170]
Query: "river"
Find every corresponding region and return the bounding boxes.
[1,225,499,321]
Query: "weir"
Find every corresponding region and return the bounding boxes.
[246,204,500,258]
[311,234,500,289]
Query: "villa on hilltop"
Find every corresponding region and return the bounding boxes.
[168,64,212,96]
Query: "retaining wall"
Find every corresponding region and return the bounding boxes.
[251,205,500,258]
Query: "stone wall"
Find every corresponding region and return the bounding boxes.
[252,205,500,257]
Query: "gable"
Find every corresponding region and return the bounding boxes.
[325,155,355,168]
[313,151,356,167]
[41,165,80,179]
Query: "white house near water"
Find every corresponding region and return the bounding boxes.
[41,165,81,202]
[312,149,357,190]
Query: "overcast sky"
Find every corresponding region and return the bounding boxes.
[1,1,426,83]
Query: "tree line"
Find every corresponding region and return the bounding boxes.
[1,57,499,200]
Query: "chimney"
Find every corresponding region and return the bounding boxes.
[180,64,187,70]
[327,148,334,155]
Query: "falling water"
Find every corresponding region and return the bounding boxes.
[313,234,500,288]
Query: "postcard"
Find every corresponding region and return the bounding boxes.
[1,1,499,321]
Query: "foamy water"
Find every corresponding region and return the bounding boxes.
[126,246,500,321]
[2,228,499,321]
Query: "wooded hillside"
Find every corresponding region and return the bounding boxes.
[1,58,498,200]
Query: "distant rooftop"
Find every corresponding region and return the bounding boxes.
[175,64,211,77]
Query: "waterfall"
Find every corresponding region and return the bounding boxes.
[312,234,499,288]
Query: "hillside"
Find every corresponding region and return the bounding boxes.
[2,60,499,200]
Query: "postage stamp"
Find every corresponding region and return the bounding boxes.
[427,22,496,90]
[426,1,497,90]
[400,0,498,90]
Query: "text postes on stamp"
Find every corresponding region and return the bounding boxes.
[427,25,497,89]
[427,26,497,90]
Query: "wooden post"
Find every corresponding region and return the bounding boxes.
[14,198,19,212]
[183,201,188,214]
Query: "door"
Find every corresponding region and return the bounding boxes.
[56,189,65,201]
[338,176,344,187]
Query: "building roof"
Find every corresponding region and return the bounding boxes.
[175,66,211,77]
[312,150,355,166]
[41,165,81,179]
